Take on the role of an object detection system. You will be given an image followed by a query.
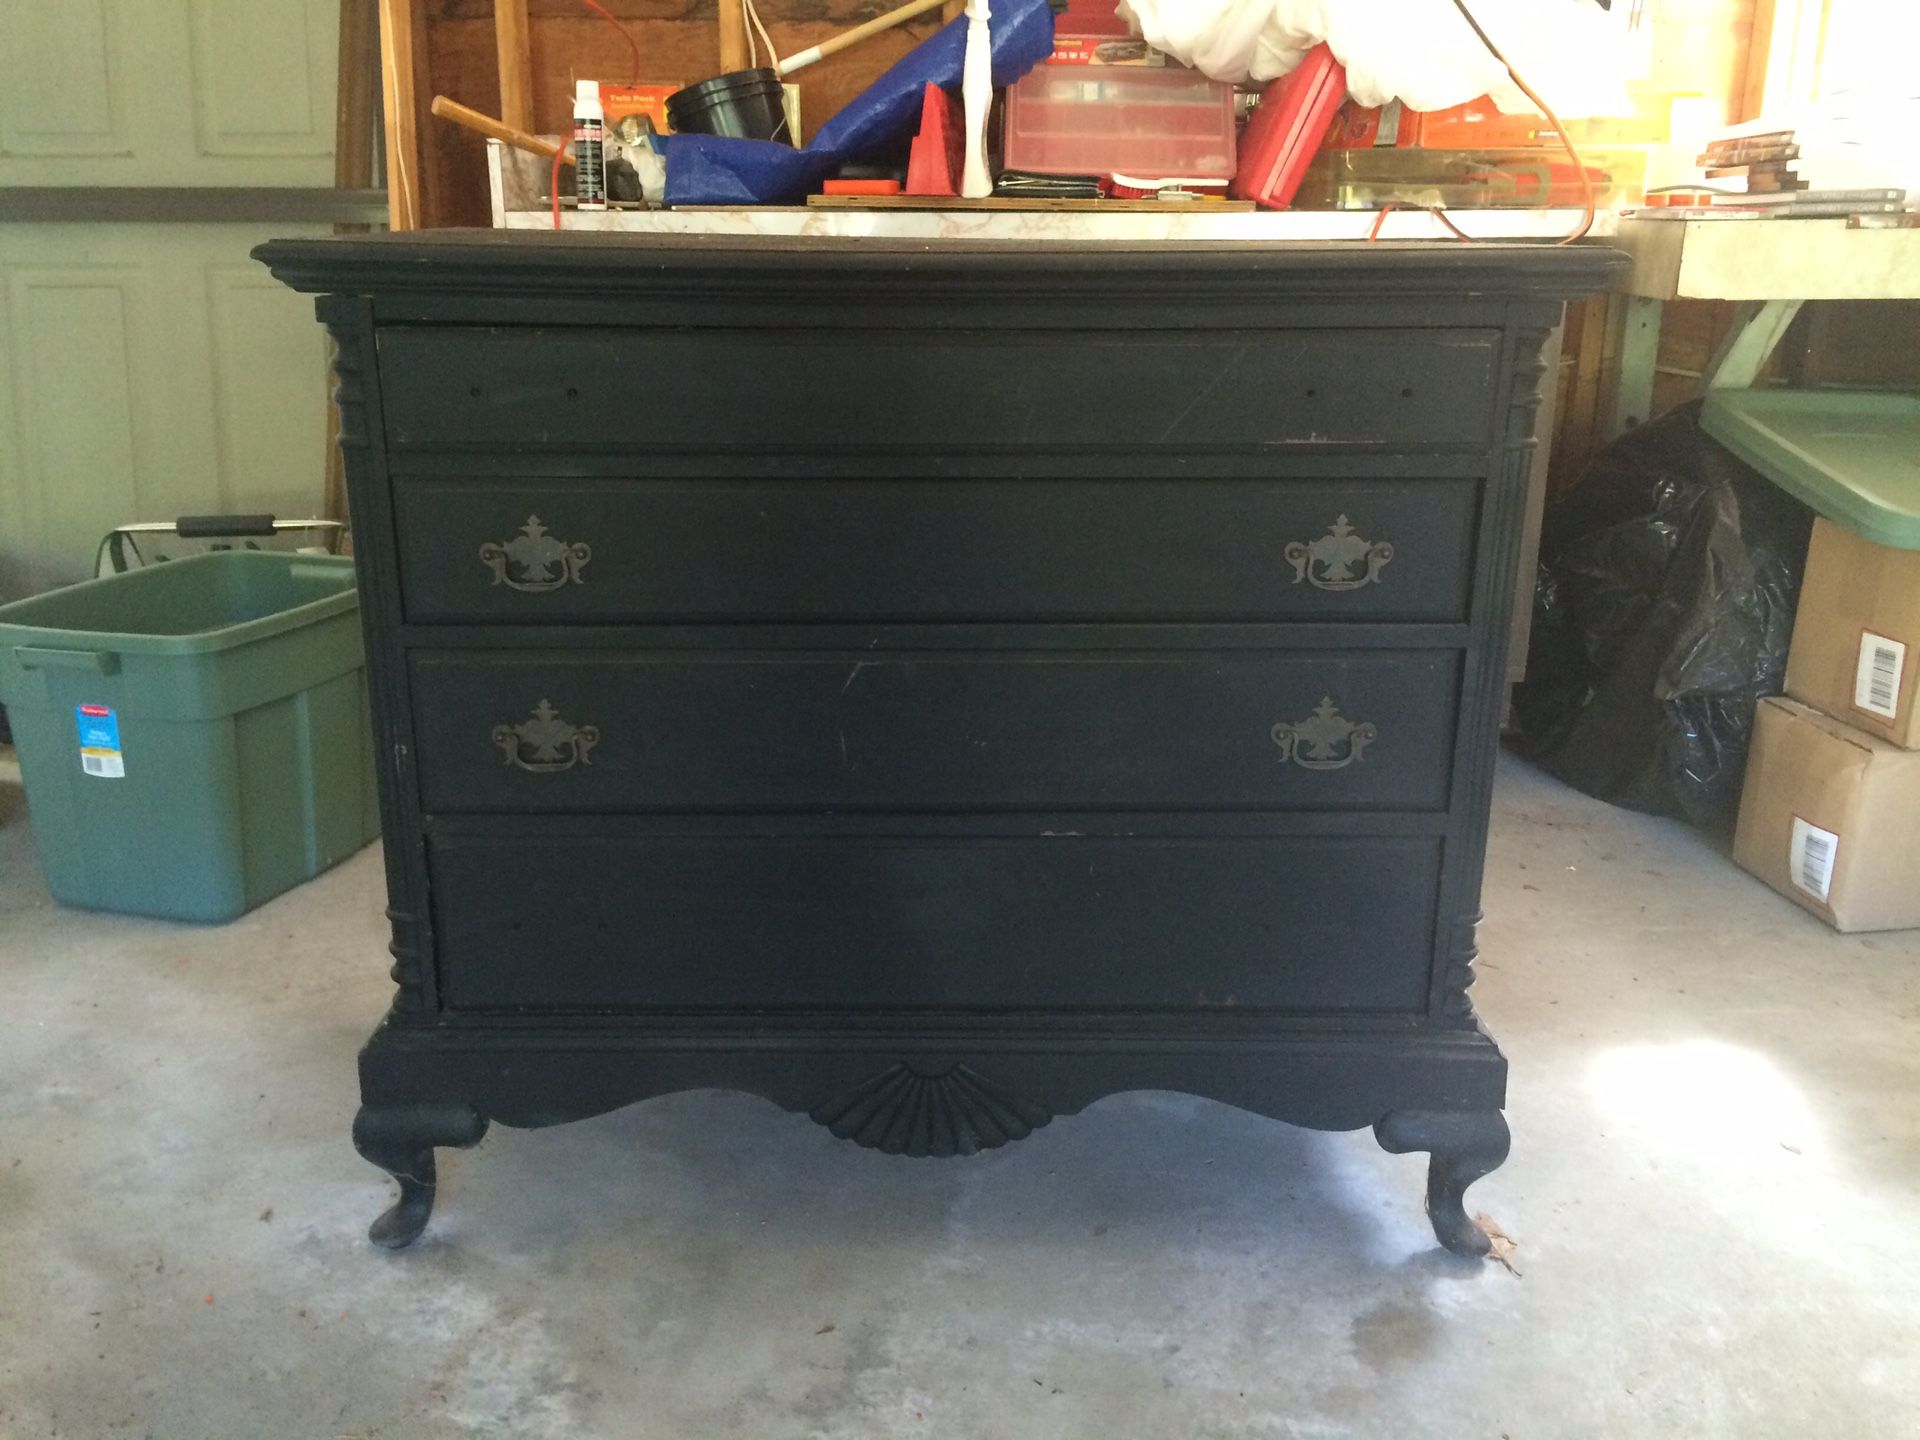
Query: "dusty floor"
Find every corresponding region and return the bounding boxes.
[1,749,1917,1439]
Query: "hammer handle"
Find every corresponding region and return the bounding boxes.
[430,95,573,166]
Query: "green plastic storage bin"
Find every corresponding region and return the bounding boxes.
[0,552,379,922]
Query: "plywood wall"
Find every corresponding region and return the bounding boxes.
[401,0,1769,228]
[414,0,951,227]
[1646,0,1765,125]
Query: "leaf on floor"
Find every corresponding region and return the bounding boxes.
[1475,1213,1521,1276]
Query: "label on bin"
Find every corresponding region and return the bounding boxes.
[75,704,124,778]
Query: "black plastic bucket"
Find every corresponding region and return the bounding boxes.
[667,68,793,144]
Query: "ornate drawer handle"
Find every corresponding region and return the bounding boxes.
[479,515,590,592]
[1272,698,1375,771]
[493,700,598,773]
[1285,515,1393,591]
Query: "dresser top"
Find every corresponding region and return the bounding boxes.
[255,229,1628,302]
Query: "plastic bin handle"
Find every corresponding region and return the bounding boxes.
[14,646,121,675]
[176,512,276,538]
[290,559,351,584]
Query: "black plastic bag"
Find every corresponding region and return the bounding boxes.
[1510,400,1814,832]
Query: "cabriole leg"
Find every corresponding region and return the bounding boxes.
[351,1103,489,1249]
[1374,1108,1511,1258]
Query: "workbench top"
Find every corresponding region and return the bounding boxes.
[1613,215,1920,300]
[495,203,1616,244]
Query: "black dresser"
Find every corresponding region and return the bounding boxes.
[258,232,1624,1254]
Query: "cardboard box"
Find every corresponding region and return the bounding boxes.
[600,83,679,140]
[1733,696,1920,932]
[1045,37,1168,65]
[1786,517,1920,748]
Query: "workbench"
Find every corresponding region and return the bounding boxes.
[1609,216,1920,421]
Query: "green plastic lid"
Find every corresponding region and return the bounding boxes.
[1701,389,1920,550]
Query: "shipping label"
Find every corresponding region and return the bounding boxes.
[1854,631,1906,721]
[1789,816,1838,903]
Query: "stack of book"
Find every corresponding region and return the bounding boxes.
[1622,126,1911,219]
[1699,130,1804,193]
[1718,188,1909,218]
[1693,127,1907,217]
[1630,187,1910,220]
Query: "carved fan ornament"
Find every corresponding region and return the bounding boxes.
[1285,515,1394,591]
[480,515,590,592]
[810,1063,1053,1157]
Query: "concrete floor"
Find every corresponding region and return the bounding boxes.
[1,750,1917,1439]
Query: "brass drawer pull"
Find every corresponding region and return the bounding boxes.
[1285,515,1393,591]
[479,515,591,592]
[493,700,598,773]
[1272,698,1375,771]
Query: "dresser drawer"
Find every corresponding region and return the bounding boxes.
[410,648,1459,813]
[428,829,1441,1013]
[395,477,1478,624]
[376,326,1500,452]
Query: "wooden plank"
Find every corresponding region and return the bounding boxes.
[1649,298,1729,417]
[1643,0,1759,126]
[718,0,749,73]
[1606,294,1662,438]
[337,0,379,192]
[1701,298,1805,390]
[495,0,534,130]
[379,0,431,229]
[1591,293,1626,447]
[1550,294,1610,501]
[421,11,502,228]
[1567,298,1606,492]
[1738,0,1776,120]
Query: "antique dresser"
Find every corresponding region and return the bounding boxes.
[258,232,1624,1254]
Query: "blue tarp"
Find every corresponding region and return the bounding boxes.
[661,0,1055,207]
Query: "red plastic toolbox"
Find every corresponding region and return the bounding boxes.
[1232,43,1347,209]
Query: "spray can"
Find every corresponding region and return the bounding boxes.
[573,79,607,211]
